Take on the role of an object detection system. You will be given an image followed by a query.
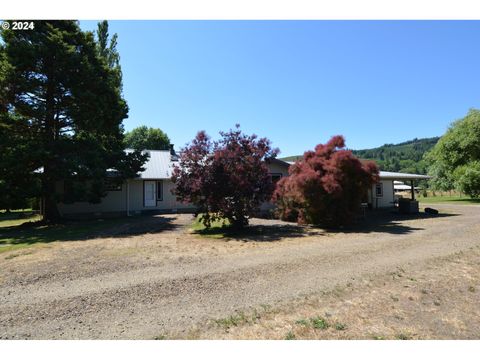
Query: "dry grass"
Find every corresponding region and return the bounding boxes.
[185,248,480,340]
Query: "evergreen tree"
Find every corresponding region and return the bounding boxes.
[0,21,147,221]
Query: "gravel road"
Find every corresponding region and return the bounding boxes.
[0,204,479,339]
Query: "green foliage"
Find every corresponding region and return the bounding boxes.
[310,316,330,329]
[453,162,480,198]
[281,137,439,176]
[425,109,480,197]
[0,21,147,220]
[124,125,171,150]
[351,137,439,174]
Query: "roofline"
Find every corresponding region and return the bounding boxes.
[379,172,431,180]
[269,158,291,167]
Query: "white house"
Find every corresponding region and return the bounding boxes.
[56,148,429,218]
[57,148,290,218]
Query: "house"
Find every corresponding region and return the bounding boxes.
[372,171,430,208]
[57,147,290,218]
[57,147,429,218]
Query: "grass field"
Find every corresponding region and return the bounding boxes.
[418,195,480,205]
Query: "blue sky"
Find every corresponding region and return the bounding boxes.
[80,20,480,157]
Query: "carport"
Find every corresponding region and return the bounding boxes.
[379,171,431,201]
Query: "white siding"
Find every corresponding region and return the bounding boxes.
[57,160,291,216]
[371,180,394,208]
[58,183,127,216]
[127,179,195,213]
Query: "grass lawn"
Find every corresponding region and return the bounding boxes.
[418,195,480,205]
[190,216,232,239]
[0,210,42,228]
[190,214,306,242]
[0,215,139,254]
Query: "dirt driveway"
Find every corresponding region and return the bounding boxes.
[0,204,479,339]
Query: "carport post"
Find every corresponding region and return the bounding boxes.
[410,180,415,200]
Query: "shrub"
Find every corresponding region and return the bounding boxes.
[172,125,278,229]
[273,136,379,227]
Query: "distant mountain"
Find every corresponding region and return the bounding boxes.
[280,137,440,174]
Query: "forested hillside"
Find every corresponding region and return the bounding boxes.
[281,137,440,174]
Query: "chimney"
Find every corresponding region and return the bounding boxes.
[169,144,179,161]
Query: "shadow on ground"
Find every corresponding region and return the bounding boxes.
[0,214,181,247]
[330,210,459,235]
[194,223,325,242]
[194,210,460,241]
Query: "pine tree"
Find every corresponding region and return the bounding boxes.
[0,21,146,221]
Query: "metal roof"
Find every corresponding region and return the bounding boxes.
[135,150,178,179]
[394,184,421,190]
[132,150,431,181]
[379,171,430,180]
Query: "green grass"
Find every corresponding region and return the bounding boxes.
[0,209,41,228]
[418,195,480,205]
[214,312,251,329]
[295,319,309,326]
[190,216,232,239]
[310,316,330,330]
[0,216,141,254]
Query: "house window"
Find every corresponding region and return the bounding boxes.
[269,173,282,184]
[104,178,122,191]
[375,183,383,197]
[156,180,163,201]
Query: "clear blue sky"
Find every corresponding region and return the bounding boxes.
[80,20,480,157]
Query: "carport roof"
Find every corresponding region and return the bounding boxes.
[379,171,430,180]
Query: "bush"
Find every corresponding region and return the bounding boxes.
[273,136,379,228]
[172,125,278,229]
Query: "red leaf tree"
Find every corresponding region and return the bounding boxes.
[273,136,379,227]
[172,125,279,229]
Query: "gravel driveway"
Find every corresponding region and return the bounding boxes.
[1,204,479,339]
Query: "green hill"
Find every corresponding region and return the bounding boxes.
[280,137,440,174]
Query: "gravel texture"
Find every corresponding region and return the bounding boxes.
[0,205,479,339]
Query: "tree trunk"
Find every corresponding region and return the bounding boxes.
[42,177,60,223]
[42,56,61,223]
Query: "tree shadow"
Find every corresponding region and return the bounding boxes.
[195,209,460,241]
[0,214,181,247]
[329,210,459,235]
[195,223,325,242]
